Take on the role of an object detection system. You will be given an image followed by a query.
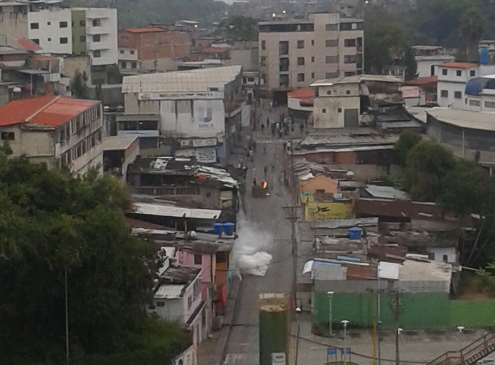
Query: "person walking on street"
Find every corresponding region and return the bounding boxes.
[261,123,265,133]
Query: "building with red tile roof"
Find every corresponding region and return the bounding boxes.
[0,96,104,175]
[438,62,478,69]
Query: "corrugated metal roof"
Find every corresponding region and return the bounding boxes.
[0,96,99,127]
[311,74,403,86]
[15,38,41,51]
[155,284,185,299]
[100,136,138,151]
[427,108,495,132]
[439,62,477,69]
[312,261,347,280]
[122,65,242,93]
[133,202,221,220]
[365,185,408,200]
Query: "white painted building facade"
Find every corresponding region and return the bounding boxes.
[28,8,73,54]
[435,63,478,109]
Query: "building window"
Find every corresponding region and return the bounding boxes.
[59,21,68,28]
[456,70,462,77]
[60,37,68,44]
[311,56,315,63]
[326,56,338,64]
[443,255,448,262]
[261,40,266,50]
[131,62,137,68]
[32,39,39,45]
[279,41,289,55]
[30,23,39,30]
[325,39,338,47]
[344,55,357,63]
[80,36,86,42]
[80,20,86,26]
[194,254,202,265]
[47,22,51,25]
[47,38,51,42]
[322,108,327,113]
[311,40,315,46]
[454,91,462,99]
[325,23,338,31]
[130,50,135,55]
[344,39,356,47]
[93,50,101,58]
[338,108,342,113]
[346,90,351,95]
[93,34,101,42]
[470,70,476,77]
[1,132,15,140]
[297,73,305,82]
[311,72,315,79]
[92,19,101,27]
[279,74,289,87]
[440,90,448,98]
[279,58,289,72]
[297,40,304,49]
[121,61,127,69]
[156,301,165,307]
[485,101,495,108]
[326,90,332,95]
[469,99,481,107]
[120,49,124,54]
[345,71,356,76]
[297,57,305,66]
[442,69,448,76]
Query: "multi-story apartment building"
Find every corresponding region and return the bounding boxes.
[0,1,118,85]
[0,96,104,175]
[258,13,363,91]
[435,62,479,109]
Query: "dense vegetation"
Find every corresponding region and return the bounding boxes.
[68,0,227,28]
[396,132,495,268]
[0,154,189,364]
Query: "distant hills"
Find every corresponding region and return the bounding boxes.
[68,0,228,29]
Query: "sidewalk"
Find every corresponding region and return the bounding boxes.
[197,276,241,365]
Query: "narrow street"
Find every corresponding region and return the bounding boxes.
[223,105,297,365]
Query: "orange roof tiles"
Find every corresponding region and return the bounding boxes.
[125,27,166,33]
[439,62,478,69]
[288,88,315,101]
[405,76,437,86]
[0,96,99,128]
[15,38,42,51]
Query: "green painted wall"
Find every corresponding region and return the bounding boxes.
[72,10,87,56]
[313,292,495,331]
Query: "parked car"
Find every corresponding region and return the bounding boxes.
[477,359,495,365]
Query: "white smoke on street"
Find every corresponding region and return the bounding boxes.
[232,213,273,278]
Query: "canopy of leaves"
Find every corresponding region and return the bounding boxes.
[403,140,456,201]
[394,131,422,167]
[0,157,189,364]
[215,16,258,42]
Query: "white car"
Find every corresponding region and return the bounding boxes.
[477,359,495,365]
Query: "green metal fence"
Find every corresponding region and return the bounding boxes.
[313,292,495,330]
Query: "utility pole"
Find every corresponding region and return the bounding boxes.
[65,264,70,365]
[391,291,401,365]
[283,205,299,311]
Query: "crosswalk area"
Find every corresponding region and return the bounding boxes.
[255,138,301,144]
[223,353,258,364]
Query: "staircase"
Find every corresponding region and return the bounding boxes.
[427,333,495,365]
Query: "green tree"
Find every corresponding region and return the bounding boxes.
[394,131,422,167]
[0,157,189,364]
[404,46,417,81]
[476,268,493,293]
[403,140,456,201]
[70,70,89,99]
[459,8,486,62]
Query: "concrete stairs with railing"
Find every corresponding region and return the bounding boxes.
[427,333,495,365]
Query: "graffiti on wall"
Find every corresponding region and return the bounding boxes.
[304,201,352,221]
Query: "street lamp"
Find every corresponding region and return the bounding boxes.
[457,326,465,361]
[295,307,302,365]
[396,328,403,365]
[327,291,334,337]
[342,319,349,365]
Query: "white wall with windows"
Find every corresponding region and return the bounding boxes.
[28,8,73,54]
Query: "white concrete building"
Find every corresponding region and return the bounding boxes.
[464,74,495,112]
[413,45,455,78]
[118,47,139,75]
[0,96,104,175]
[435,62,478,109]
[28,8,73,54]
[149,258,205,348]
[259,13,364,90]
[121,66,243,160]
[76,7,118,67]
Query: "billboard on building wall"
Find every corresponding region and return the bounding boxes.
[304,201,353,221]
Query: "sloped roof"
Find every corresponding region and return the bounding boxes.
[15,38,42,52]
[0,96,99,127]
[122,65,242,93]
[288,88,314,101]
[405,76,437,86]
[439,62,477,69]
